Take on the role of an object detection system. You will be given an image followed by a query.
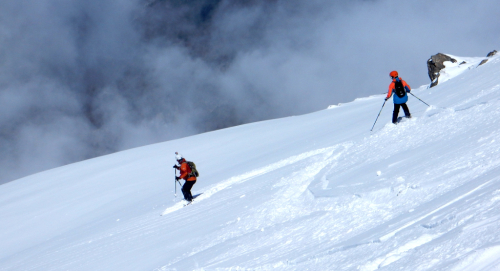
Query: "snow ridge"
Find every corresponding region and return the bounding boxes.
[2,54,500,271]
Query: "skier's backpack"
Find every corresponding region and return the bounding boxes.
[187,161,199,177]
[394,79,406,98]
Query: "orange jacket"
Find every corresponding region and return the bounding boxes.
[386,78,411,99]
[179,162,196,181]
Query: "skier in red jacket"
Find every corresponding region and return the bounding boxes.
[386,71,412,124]
[173,152,196,202]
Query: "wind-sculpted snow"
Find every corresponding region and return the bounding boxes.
[360,234,441,271]
[450,245,500,271]
[161,145,346,216]
[2,54,500,271]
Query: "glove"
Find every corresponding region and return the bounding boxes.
[173,165,179,169]
[384,97,389,101]
[175,176,180,181]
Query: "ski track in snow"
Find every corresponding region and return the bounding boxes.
[289,98,500,269]
[360,234,441,271]
[378,178,496,243]
[3,55,500,271]
[156,144,352,270]
[158,88,500,270]
[257,93,500,269]
[450,245,500,271]
[161,144,350,216]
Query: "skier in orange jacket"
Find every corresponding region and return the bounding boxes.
[173,152,196,202]
[386,71,412,124]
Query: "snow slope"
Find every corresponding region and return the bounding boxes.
[1,54,500,271]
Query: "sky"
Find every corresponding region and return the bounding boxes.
[0,0,499,184]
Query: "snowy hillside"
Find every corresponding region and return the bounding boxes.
[2,54,500,271]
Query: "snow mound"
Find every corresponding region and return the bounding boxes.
[437,54,491,84]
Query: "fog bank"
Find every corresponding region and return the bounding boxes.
[1,0,498,183]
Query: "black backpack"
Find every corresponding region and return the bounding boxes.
[187,161,199,177]
[394,79,406,98]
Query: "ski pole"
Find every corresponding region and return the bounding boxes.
[409,92,430,107]
[174,168,182,199]
[371,99,387,131]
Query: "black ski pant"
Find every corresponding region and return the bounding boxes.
[392,103,411,123]
[182,180,196,201]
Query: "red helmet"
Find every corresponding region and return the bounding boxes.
[389,71,398,78]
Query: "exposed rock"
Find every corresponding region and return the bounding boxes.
[427,50,497,86]
[478,59,489,66]
[427,53,457,87]
[478,50,498,67]
[487,50,497,57]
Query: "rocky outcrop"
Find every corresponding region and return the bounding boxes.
[427,50,498,87]
[478,50,498,67]
[427,53,457,88]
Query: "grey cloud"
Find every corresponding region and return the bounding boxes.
[1,0,499,183]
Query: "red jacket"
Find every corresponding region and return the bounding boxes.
[179,162,196,181]
[386,77,411,104]
[386,78,411,99]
